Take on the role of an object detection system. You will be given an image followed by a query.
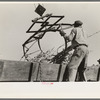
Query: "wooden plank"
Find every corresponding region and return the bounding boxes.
[85,66,100,81]
[31,62,39,82]
[0,60,31,82]
[36,63,60,82]
[97,67,100,81]
[0,61,4,78]
[59,64,66,82]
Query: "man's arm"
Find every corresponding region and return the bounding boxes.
[59,28,75,42]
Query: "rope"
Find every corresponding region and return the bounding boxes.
[27,50,40,56]
[34,3,37,9]
[41,3,44,7]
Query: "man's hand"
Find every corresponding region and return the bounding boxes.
[59,24,66,36]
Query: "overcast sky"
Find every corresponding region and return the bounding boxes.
[0,2,100,66]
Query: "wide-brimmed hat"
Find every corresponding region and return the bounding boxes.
[74,20,83,27]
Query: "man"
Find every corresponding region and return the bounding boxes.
[97,59,100,64]
[59,20,89,81]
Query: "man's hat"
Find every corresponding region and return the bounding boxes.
[74,20,83,27]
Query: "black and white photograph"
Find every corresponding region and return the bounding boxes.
[1,1,100,98]
[0,2,100,82]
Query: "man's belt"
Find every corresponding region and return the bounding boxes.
[74,44,88,49]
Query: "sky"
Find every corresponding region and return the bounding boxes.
[0,2,100,66]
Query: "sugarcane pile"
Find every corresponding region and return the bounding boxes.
[30,47,73,65]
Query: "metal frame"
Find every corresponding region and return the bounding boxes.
[21,13,73,61]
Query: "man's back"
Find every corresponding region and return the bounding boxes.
[71,27,88,46]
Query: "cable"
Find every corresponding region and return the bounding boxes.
[88,30,100,38]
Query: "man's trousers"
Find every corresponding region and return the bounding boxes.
[63,45,89,81]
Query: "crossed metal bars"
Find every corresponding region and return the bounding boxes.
[22,13,73,61]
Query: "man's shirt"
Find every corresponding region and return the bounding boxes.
[64,27,88,47]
